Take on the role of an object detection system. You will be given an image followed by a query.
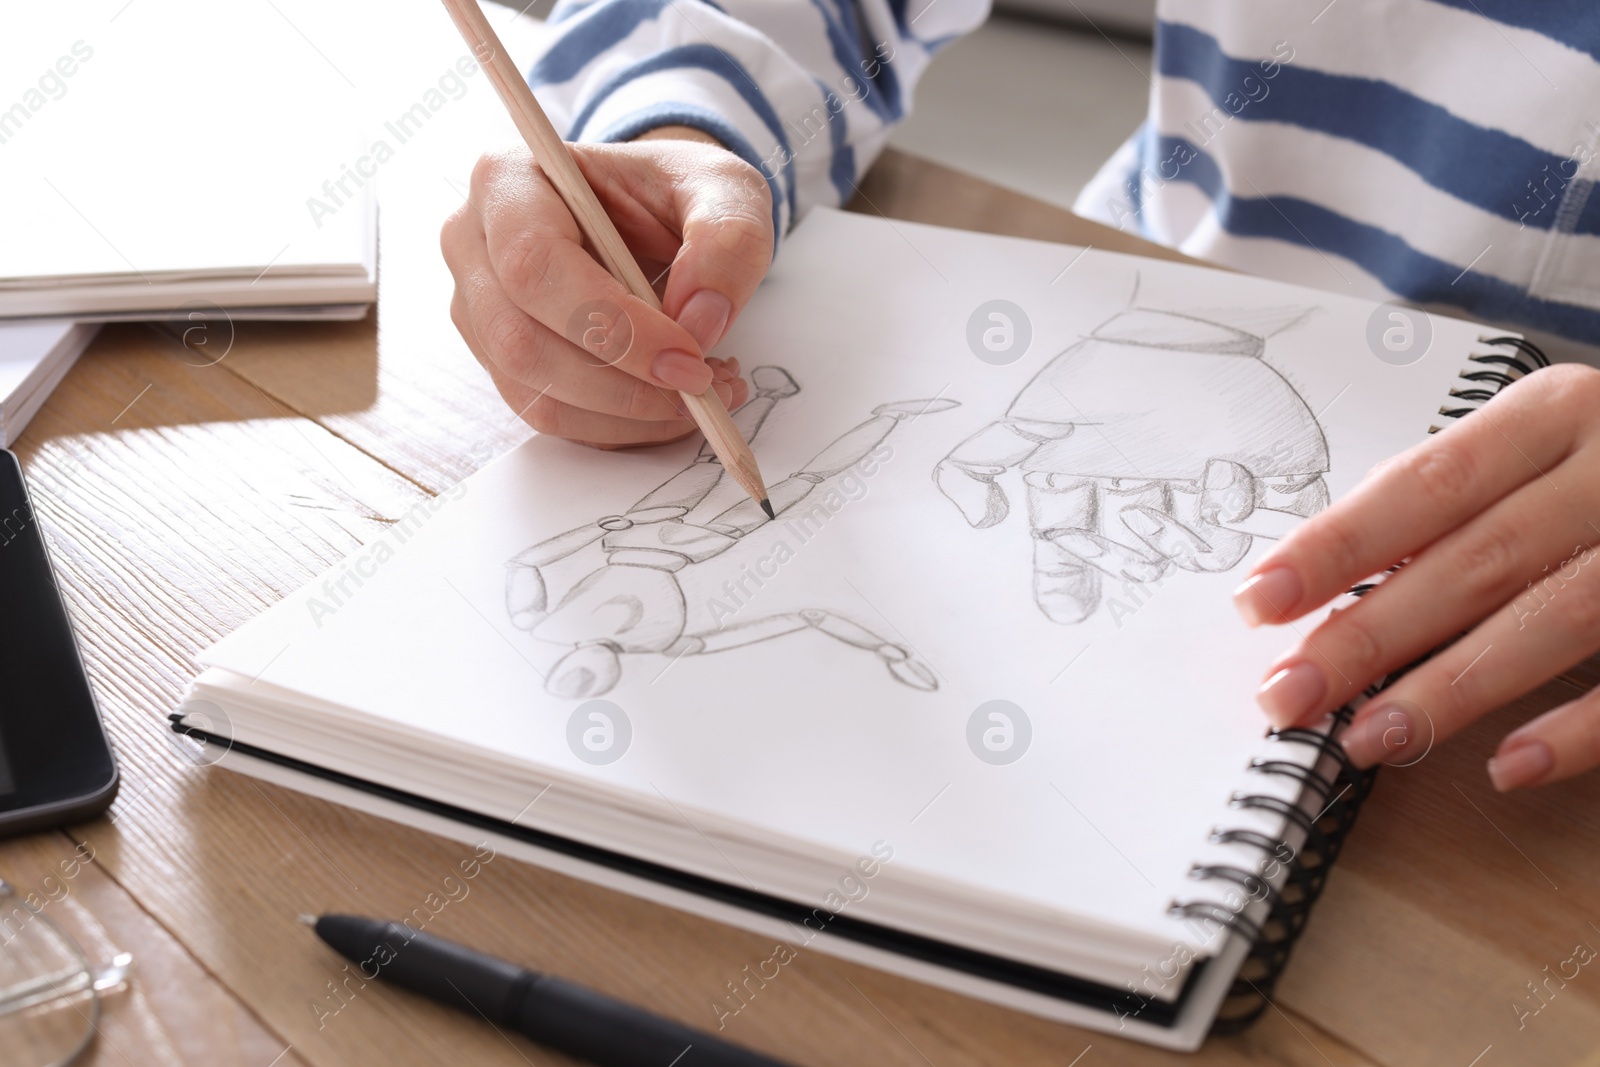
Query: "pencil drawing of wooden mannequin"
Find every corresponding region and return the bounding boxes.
[935,306,1330,624]
[506,366,960,698]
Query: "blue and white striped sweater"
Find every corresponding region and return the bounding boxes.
[526,0,973,247]
[527,0,1600,353]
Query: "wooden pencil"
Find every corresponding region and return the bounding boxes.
[439,0,774,519]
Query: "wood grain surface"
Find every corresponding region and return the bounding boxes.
[7,144,1598,1067]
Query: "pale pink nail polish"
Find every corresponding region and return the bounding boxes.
[1257,661,1327,727]
[676,290,732,351]
[1234,566,1304,626]
[1342,703,1413,769]
[1488,739,1554,792]
[652,349,713,393]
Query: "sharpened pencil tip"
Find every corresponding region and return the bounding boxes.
[298,914,318,927]
[760,498,775,520]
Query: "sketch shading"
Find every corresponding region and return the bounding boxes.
[507,367,960,698]
[935,305,1330,625]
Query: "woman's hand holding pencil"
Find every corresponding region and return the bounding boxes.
[441,128,773,449]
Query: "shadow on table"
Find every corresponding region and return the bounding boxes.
[14,317,382,444]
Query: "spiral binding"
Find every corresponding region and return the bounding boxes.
[1168,703,1381,1033]
[1432,335,1550,429]
[1167,336,1548,1034]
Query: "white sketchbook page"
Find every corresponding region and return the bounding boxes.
[204,209,1486,949]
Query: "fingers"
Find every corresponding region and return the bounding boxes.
[572,138,774,350]
[1339,535,1600,770]
[474,349,698,447]
[1233,366,1589,627]
[1490,686,1600,790]
[658,162,774,350]
[445,141,770,445]
[470,148,715,395]
[1255,449,1600,727]
[445,211,689,423]
[1227,363,1600,790]
[471,335,748,448]
[708,355,742,385]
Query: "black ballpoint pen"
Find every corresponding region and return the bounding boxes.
[305,914,797,1067]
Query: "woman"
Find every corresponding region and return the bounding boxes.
[440,0,1600,790]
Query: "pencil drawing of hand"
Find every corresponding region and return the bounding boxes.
[505,367,959,698]
[935,306,1331,625]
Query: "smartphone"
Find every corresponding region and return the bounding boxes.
[0,448,118,835]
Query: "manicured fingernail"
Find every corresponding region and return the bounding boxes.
[676,289,732,351]
[1342,703,1413,769]
[1257,660,1326,727]
[1488,739,1554,792]
[711,379,733,406]
[1234,566,1304,627]
[652,349,713,393]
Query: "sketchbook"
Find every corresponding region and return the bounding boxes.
[0,187,377,319]
[174,208,1542,1050]
[0,320,99,446]
[0,4,376,321]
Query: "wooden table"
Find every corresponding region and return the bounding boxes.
[7,147,1600,1067]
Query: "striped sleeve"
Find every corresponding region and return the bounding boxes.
[527,0,989,246]
[1075,0,1600,353]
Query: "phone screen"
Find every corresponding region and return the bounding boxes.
[0,451,116,818]
[0,730,15,795]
